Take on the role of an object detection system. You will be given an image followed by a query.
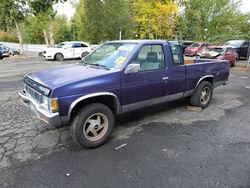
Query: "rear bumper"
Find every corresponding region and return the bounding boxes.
[18,91,62,127]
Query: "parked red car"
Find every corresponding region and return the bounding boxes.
[184,42,210,56]
[197,46,238,66]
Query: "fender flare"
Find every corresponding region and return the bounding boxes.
[195,75,214,90]
[67,92,120,120]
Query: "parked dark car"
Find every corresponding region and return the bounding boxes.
[19,40,229,148]
[0,46,11,58]
[179,40,195,53]
[0,48,3,59]
[224,40,249,59]
[184,42,210,56]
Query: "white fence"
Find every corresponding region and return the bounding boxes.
[0,41,46,52]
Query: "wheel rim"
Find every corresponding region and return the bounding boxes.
[200,87,211,105]
[57,54,63,61]
[81,52,88,58]
[83,113,109,141]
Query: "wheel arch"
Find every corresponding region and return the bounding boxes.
[195,75,214,89]
[68,92,120,122]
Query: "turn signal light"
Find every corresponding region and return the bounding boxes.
[51,98,59,112]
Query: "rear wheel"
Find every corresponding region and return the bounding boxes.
[190,81,213,109]
[70,103,114,148]
[55,53,64,61]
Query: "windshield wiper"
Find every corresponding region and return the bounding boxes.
[90,63,110,70]
[80,61,110,70]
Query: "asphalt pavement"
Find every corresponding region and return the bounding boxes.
[0,58,250,188]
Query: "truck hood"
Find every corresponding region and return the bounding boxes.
[27,64,116,89]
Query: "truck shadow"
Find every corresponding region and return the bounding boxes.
[116,99,189,128]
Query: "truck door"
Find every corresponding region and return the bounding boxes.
[121,44,169,108]
[167,42,186,98]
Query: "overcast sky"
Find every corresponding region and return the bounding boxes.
[54,0,250,20]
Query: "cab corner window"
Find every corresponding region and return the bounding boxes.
[170,43,183,65]
[134,44,165,72]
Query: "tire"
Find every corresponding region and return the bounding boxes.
[190,81,213,109]
[81,52,89,58]
[70,103,114,148]
[231,59,236,67]
[55,53,64,61]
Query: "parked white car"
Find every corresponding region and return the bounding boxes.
[40,41,92,61]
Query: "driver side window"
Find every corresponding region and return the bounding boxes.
[133,45,165,72]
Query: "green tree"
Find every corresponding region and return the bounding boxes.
[22,15,46,44]
[0,0,28,54]
[28,0,67,46]
[177,0,250,42]
[52,15,73,43]
[73,0,133,43]
[129,0,178,39]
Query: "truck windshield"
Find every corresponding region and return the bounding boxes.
[80,43,136,69]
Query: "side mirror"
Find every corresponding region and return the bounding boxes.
[125,63,140,74]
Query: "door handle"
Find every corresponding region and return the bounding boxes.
[162,77,169,81]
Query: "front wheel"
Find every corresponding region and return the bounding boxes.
[55,53,64,61]
[190,81,213,109]
[70,103,114,148]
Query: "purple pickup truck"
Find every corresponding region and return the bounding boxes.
[19,40,229,148]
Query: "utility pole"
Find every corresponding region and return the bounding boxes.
[119,30,122,40]
[247,42,250,68]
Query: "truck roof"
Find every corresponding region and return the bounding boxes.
[106,39,168,44]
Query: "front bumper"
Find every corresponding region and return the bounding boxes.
[18,91,62,127]
[44,55,54,60]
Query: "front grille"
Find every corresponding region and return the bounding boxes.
[25,84,43,103]
[24,76,50,96]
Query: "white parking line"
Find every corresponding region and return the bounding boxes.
[241,76,248,79]
[245,86,250,89]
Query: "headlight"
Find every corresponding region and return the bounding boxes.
[40,96,49,110]
[40,97,59,113]
[38,85,50,96]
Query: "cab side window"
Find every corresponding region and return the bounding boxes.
[134,45,165,72]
